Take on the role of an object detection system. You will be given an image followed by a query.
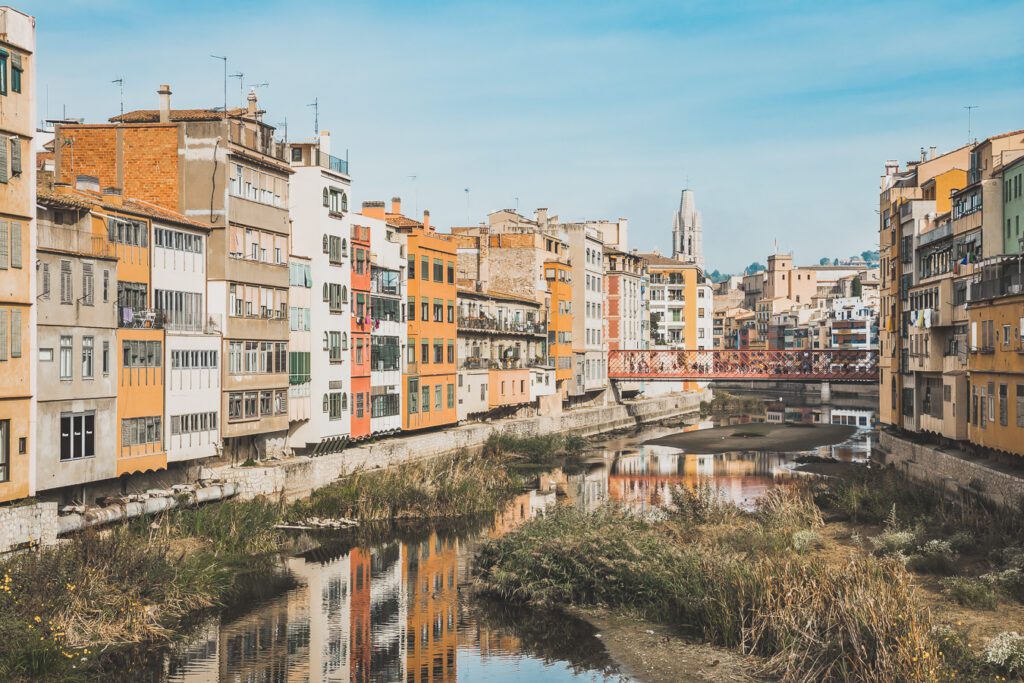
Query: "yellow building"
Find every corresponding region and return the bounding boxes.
[966,255,1024,457]
[0,8,35,503]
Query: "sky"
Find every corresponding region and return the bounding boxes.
[18,0,1024,272]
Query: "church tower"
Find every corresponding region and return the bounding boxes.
[671,188,703,268]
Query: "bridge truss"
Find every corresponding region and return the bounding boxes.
[607,349,878,383]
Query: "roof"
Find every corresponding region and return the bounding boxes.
[457,287,542,306]
[38,184,210,230]
[109,107,247,123]
[634,252,700,268]
[385,213,423,229]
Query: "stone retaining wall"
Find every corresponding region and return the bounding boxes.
[212,390,707,502]
[0,502,59,554]
[878,430,1024,508]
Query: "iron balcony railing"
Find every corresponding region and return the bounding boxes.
[118,306,165,329]
[457,316,546,336]
[968,271,1024,303]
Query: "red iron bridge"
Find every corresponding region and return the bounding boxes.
[607,349,878,383]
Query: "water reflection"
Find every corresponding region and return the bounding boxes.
[161,407,874,682]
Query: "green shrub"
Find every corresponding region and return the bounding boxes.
[942,577,998,609]
[869,529,917,557]
[907,539,958,575]
[984,631,1024,676]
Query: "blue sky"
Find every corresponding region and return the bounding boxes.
[19,0,1024,271]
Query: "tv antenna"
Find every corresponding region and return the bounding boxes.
[408,175,418,215]
[307,98,319,137]
[277,117,288,144]
[229,71,244,106]
[964,105,978,143]
[210,55,227,117]
[112,77,124,120]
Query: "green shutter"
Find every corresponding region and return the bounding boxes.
[9,222,20,269]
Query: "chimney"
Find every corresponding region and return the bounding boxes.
[246,89,258,117]
[929,146,937,160]
[884,160,899,176]
[75,174,100,193]
[391,197,401,215]
[362,201,386,219]
[158,84,172,123]
[319,130,331,156]
[535,208,548,226]
[920,147,927,163]
[423,210,431,231]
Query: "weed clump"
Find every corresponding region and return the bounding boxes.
[942,576,999,609]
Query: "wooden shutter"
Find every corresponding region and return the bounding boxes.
[0,136,7,183]
[0,220,8,269]
[9,137,20,176]
[9,222,20,268]
[10,309,20,358]
[0,310,7,361]
[41,262,50,298]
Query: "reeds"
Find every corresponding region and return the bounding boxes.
[474,485,950,682]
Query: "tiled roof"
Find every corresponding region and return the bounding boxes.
[634,252,699,268]
[37,184,210,229]
[385,213,423,228]
[109,108,246,123]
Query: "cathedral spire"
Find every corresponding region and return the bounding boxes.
[671,188,703,268]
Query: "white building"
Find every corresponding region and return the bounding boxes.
[286,133,352,454]
[696,281,714,350]
[152,217,221,463]
[369,223,406,436]
[557,223,607,395]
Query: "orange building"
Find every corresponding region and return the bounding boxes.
[349,224,372,440]
[369,198,457,431]
[544,260,574,389]
[0,8,35,503]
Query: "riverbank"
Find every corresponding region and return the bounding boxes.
[646,421,856,454]
[0,390,707,556]
[474,465,1024,681]
[0,441,557,682]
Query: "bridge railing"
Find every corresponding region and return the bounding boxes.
[607,349,878,382]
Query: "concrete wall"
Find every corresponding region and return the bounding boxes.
[0,502,58,553]
[878,430,1024,508]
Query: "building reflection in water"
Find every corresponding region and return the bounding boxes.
[164,417,873,682]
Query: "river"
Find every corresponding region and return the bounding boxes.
[155,405,875,682]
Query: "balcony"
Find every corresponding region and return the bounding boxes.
[457,316,546,336]
[968,269,1024,303]
[38,225,116,258]
[316,150,349,176]
[118,306,165,329]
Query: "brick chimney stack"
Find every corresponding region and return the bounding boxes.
[391,197,401,215]
[158,84,172,123]
[423,210,431,231]
[246,89,258,117]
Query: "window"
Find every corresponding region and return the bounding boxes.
[433,259,444,282]
[292,147,303,162]
[1017,385,1024,428]
[329,331,343,362]
[421,385,430,413]
[60,336,73,379]
[408,378,419,414]
[328,392,343,419]
[122,340,162,368]
[0,420,8,483]
[1000,384,1009,426]
[435,385,442,410]
[82,336,94,379]
[121,416,162,447]
[60,260,72,304]
[260,390,273,416]
[356,392,364,418]
[0,51,6,97]
[447,383,454,409]
[408,297,415,321]
[10,52,22,94]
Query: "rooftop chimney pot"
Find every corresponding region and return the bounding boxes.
[391,197,401,214]
[158,84,172,123]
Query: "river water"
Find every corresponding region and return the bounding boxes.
[156,408,875,682]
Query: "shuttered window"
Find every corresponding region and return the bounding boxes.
[82,263,94,305]
[0,220,7,269]
[9,137,20,176]
[60,261,72,304]
[41,262,50,299]
[10,309,20,358]
[0,134,7,183]
[9,222,20,268]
